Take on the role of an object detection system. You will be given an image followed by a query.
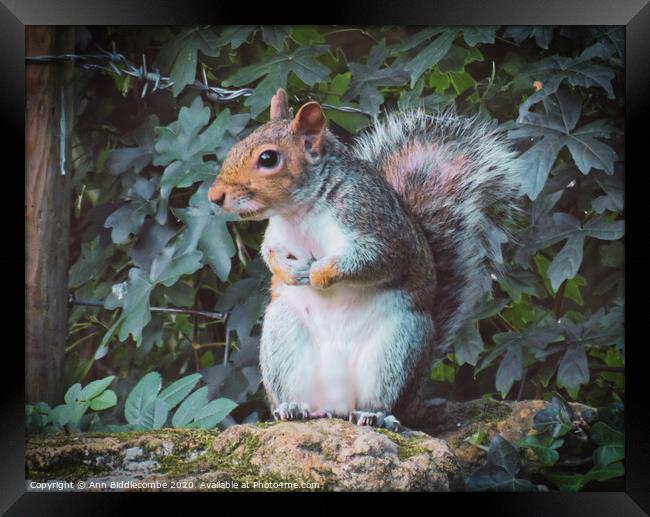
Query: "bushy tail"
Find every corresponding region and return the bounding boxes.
[352,109,523,354]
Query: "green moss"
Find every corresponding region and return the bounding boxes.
[375,429,431,460]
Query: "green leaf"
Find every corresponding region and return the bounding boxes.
[158,373,202,410]
[188,398,238,429]
[69,237,114,288]
[544,471,587,491]
[261,26,291,51]
[173,182,236,282]
[591,422,624,467]
[509,88,616,199]
[224,45,331,117]
[557,343,590,399]
[585,461,624,482]
[547,234,585,290]
[125,372,162,427]
[89,389,117,411]
[517,434,563,466]
[152,399,170,429]
[533,396,574,437]
[172,386,209,428]
[79,375,115,401]
[156,28,233,96]
[461,27,497,46]
[64,383,82,405]
[454,324,485,367]
[431,358,456,383]
[50,404,74,428]
[496,345,523,398]
[487,435,521,477]
[404,30,459,87]
[104,200,156,244]
[343,41,410,116]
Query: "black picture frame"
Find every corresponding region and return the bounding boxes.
[6,1,649,513]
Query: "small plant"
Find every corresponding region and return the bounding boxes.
[26,371,238,433]
[118,371,238,430]
[26,375,117,433]
[466,395,624,491]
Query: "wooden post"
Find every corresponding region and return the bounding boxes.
[26,27,75,405]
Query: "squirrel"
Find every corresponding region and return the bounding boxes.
[208,88,522,431]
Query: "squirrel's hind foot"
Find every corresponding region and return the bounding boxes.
[272,402,312,421]
[349,410,401,432]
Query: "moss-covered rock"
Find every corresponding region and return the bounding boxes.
[26,419,462,491]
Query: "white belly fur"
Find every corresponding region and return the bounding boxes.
[272,280,404,415]
[262,209,414,415]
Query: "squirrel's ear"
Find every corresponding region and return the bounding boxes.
[270,88,291,121]
[291,101,326,136]
[291,102,327,160]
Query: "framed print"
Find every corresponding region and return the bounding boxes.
[5,0,649,513]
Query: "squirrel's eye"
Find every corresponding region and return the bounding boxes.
[258,150,280,169]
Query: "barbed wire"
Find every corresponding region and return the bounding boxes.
[69,296,227,321]
[26,45,368,115]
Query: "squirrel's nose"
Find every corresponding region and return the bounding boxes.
[208,184,226,207]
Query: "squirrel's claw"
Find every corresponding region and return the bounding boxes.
[273,402,311,421]
[349,410,401,432]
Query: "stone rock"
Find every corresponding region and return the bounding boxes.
[26,419,463,492]
[25,399,596,491]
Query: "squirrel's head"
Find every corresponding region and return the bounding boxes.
[208,88,328,220]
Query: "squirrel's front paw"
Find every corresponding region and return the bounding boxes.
[272,402,312,421]
[309,258,342,289]
[268,250,313,286]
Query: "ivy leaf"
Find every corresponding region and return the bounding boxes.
[104,245,202,345]
[107,115,158,175]
[104,200,156,244]
[487,435,521,477]
[495,345,524,398]
[261,26,291,51]
[69,237,114,288]
[173,182,236,282]
[544,471,587,491]
[153,96,223,223]
[591,422,624,467]
[533,396,574,438]
[517,434,563,466]
[216,277,266,340]
[156,28,230,96]
[557,343,590,398]
[454,324,485,367]
[547,233,585,290]
[585,461,624,483]
[211,26,256,49]
[461,27,498,47]
[343,40,411,116]
[223,45,331,117]
[129,221,178,272]
[510,88,616,199]
[404,30,459,88]
[592,172,624,213]
[321,73,372,134]
[504,26,554,49]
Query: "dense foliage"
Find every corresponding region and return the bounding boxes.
[29,26,624,488]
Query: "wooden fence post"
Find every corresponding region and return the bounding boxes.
[26,26,75,405]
